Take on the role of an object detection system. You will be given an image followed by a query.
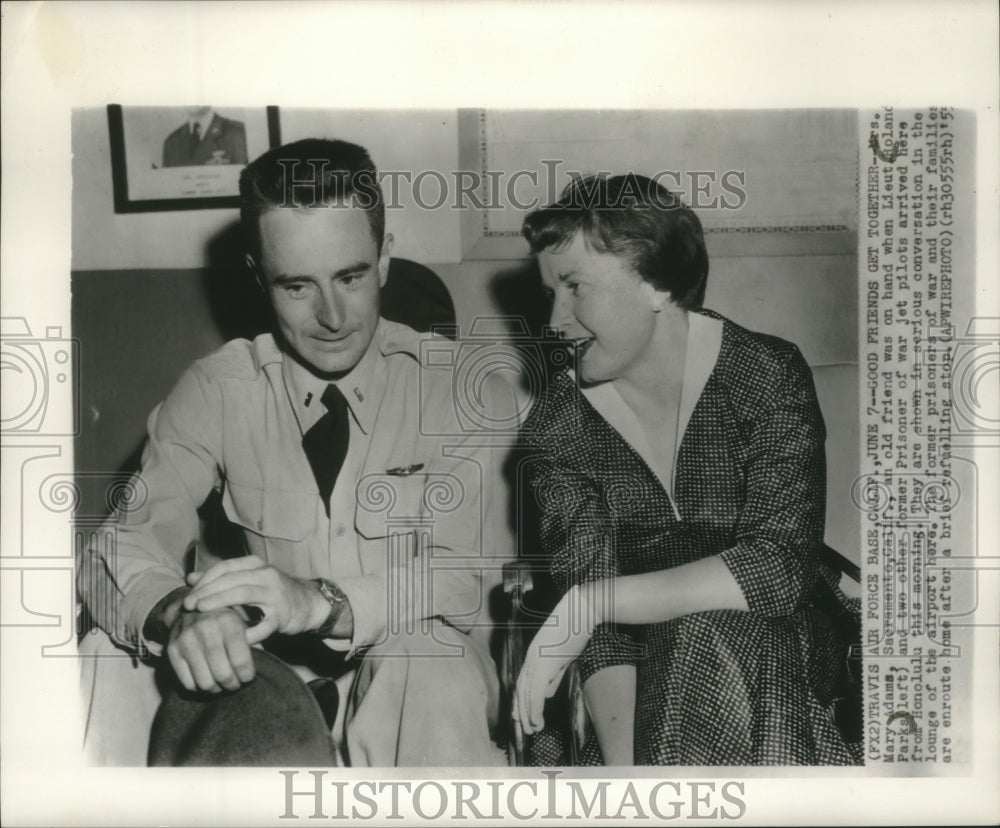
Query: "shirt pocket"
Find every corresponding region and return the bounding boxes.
[222,480,317,543]
[354,472,428,540]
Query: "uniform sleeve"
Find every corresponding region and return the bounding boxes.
[336,371,521,653]
[77,363,224,653]
[526,454,641,683]
[719,346,827,616]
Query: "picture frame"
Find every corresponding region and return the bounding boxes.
[107,104,281,212]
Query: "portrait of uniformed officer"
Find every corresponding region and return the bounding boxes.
[162,106,248,167]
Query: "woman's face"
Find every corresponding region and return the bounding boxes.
[538,230,664,385]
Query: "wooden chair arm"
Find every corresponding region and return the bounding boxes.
[502,561,533,765]
[502,560,535,610]
[820,543,861,583]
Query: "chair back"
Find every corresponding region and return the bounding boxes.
[381,257,456,339]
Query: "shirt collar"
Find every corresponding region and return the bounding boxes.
[574,309,723,498]
[570,310,722,396]
[278,318,421,436]
[676,310,723,445]
[189,109,215,138]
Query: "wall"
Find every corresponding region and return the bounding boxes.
[71,108,860,559]
[71,107,463,270]
[71,106,858,365]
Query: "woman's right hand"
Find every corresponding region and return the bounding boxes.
[513,584,601,734]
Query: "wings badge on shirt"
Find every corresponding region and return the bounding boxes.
[385,463,424,477]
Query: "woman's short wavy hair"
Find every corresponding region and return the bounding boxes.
[521,173,709,310]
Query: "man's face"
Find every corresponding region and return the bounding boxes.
[254,204,391,378]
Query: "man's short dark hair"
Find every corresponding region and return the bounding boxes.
[521,173,709,310]
[239,138,386,258]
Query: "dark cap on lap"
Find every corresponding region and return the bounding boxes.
[149,649,336,767]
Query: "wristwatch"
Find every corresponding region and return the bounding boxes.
[313,578,347,638]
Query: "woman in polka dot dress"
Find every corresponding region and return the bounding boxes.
[512,174,860,766]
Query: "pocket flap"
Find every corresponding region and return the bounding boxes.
[354,473,427,539]
[223,481,317,542]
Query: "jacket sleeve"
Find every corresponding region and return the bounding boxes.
[526,452,642,684]
[719,345,827,617]
[77,363,223,653]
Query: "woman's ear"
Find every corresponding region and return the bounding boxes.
[649,286,672,314]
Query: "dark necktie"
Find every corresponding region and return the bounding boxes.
[301,385,350,516]
[190,122,201,153]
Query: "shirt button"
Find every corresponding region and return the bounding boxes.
[335,523,346,537]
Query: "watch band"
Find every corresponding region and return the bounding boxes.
[313,578,347,638]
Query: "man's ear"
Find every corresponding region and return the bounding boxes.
[377,233,394,289]
[247,254,266,293]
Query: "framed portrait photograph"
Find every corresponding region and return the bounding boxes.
[107,104,281,212]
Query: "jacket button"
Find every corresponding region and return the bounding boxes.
[335,523,346,537]
[257,519,263,531]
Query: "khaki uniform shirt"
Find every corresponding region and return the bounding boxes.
[84,320,520,659]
